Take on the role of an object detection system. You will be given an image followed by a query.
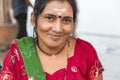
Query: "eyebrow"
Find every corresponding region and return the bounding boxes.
[63,16,73,20]
[44,14,73,19]
[44,14,56,17]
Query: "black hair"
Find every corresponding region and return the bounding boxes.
[34,0,78,23]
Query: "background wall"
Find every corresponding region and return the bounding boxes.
[76,0,120,36]
[76,0,120,80]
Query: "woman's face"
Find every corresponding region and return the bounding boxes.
[35,1,74,48]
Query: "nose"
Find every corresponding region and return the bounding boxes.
[52,21,63,33]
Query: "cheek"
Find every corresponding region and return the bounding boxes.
[37,19,51,32]
[63,26,74,34]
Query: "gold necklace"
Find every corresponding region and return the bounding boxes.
[64,40,70,80]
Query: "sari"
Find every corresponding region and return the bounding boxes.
[0,37,104,80]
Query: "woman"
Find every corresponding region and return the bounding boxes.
[0,0,104,80]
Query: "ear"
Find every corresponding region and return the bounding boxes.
[30,12,36,28]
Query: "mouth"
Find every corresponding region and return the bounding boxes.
[48,34,63,41]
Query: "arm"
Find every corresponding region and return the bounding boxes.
[80,40,104,80]
[94,74,103,80]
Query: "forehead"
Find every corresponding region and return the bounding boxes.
[41,1,73,17]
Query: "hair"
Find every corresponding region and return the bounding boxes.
[34,0,78,23]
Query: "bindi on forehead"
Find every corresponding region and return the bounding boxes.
[58,16,62,18]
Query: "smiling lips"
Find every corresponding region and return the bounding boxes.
[48,34,63,41]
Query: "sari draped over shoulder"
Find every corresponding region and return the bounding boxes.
[0,37,46,80]
[0,37,104,80]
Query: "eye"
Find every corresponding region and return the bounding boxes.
[62,18,73,24]
[45,16,55,21]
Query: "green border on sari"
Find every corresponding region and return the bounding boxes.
[17,37,46,80]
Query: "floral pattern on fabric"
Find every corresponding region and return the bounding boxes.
[0,37,104,80]
[0,67,13,80]
[0,40,28,80]
[89,60,104,80]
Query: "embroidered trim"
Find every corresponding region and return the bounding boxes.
[0,67,13,80]
[89,60,103,80]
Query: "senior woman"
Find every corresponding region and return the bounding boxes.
[0,0,104,80]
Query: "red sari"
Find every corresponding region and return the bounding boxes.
[0,37,104,80]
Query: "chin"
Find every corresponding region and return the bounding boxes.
[48,40,63,47]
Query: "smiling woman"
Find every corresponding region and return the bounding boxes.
[0,0,104,80]
[32,1,74,49]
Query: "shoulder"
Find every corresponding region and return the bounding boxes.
[8,37,32,47]
[2,37,33,66]
[16,37,33,42]
[3,37,33,59]
[75,38,98,60]
[68,37,96,53]
[16,37,33,45]
[68,37,96,58]
[75,38,96,52]
[0,38,27,79]
[76,38,94,47]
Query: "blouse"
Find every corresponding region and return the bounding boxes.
[0,37,104,80]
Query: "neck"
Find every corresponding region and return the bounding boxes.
[36,39,67,56]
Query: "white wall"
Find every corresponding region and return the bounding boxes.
[76,0,120,36]
[76,1,120,80]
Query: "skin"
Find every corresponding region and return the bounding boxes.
[31,1,103,80]
[95,74,103,80]
[53,8,67,15]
